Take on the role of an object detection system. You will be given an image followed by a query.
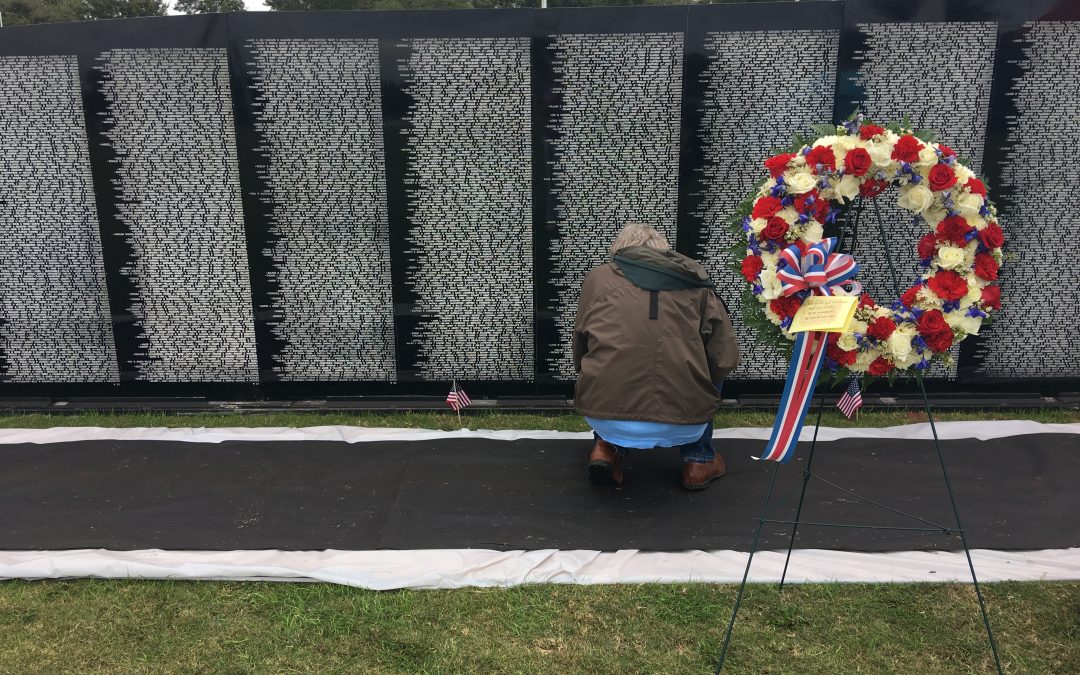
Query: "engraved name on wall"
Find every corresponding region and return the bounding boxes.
[399,38,533,381]
[97,48,258,382]
[545,33,683,380]
[0,55,119,383]
[247,39,396,382]
[691,29,839,380]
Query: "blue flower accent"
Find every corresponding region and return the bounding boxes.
[797,212,811,224]
[752,284,763,295]
[781,195,794,207]
[826,209,839,224]
[781,317,793,329]
[741,216,752,232]
[909,174,922,184]
[943,300,960,312]
[913,335,928,351]
[920,257,932,268]
[915,358,931,371]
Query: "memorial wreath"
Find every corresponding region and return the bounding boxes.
[734,115,1005,381]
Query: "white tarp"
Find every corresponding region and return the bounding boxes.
[1,548,1077,588]
[0,420,1077,445]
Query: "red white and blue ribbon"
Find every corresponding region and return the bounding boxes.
[758,238,861,464]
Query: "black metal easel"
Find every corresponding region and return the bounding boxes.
[714,200,1003,674]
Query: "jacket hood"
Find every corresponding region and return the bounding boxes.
[612,246,715,291]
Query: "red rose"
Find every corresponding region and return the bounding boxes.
[770,296,802,320]
[891,135,924,163]
[917,232,938,260]
[741,254,763,282]
[936,215,973,246]
[793,189,820,214]
[859,179,888,198]
[764,152,796,179]
[979,221,1004,250]
[924,329,954,353]
[859,124,885,140]
[762,216,789,242]
[868,356,894,376]
[974,252,999,281]
[927,270,968,301]
[858,293,876,309]
[981,285,1001,310]
[965,177,987,197]
[844,148,872,176]
[938,144,957,158]
[927,163,957,192]
[805,145,836,174]
[917,309,949,336]
[901,285,921,308]
[867,316,897,341]
[752,196,783,220]
[827,343,858,366]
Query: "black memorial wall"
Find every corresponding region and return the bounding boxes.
[0,0,1077,400]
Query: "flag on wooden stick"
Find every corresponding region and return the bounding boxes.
[837,375,863,418]
[446,380,472,411]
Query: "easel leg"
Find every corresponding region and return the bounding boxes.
[715,462,780,673]
[869,198,1003,674]
[779,390,827,590]
[920,382,1004,675]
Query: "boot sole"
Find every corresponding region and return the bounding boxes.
[588,461,620,487]
[682,471,726,491]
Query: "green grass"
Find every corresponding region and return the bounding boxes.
[0,407,1078,430]
[0,580,1076,673]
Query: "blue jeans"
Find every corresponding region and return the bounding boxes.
[595,421,715,464]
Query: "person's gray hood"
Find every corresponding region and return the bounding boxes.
[612,246,715,291]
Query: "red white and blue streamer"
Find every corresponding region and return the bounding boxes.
[758,238,860,463]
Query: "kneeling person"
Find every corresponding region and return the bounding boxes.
[573,223,739,490]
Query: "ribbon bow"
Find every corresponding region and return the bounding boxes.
[776,237,861,298]
[757,238,862,464]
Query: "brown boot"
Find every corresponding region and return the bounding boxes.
[682,454,726,491]
[588,439,624,486]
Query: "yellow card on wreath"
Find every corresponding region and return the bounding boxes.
[789,295,858,333]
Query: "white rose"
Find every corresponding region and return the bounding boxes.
[887,331,913,360]
[956,192,984,218]
[759,266,783,300]
[945,311,982,336]
[836,174,860,203]
[837,332,859,351]
[916,144,938,167]
[936,245,966,270]
[801,222,824,243]
[963,279,983,306]
[785,170,818,195]
[834,135,861,152]
[897,184,934,213]
[749,218,768,235]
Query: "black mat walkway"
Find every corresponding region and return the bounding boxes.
[1,434,1077,552]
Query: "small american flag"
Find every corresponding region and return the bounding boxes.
[837,375,863,418]
[446,380,472,411]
